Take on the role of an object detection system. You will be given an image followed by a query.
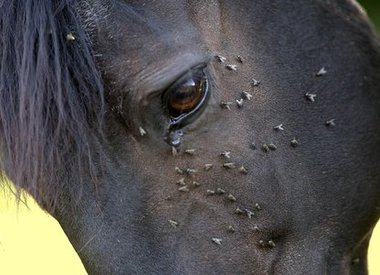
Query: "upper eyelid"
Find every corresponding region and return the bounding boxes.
[133,59,212,104]
[111,57,213,128]
[105,52,212,108]
[164,63,208,91]
[133,54,211,92]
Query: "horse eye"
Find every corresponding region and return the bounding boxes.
[163,65,209,126]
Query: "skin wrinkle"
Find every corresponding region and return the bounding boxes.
[131,53,209,98]
[77,222,105,254]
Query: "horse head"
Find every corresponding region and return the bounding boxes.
[1,0,379,274]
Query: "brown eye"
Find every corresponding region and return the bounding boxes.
[167,77,205,116]
[164,65,209,126]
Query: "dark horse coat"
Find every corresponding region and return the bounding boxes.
[1,0,380,274]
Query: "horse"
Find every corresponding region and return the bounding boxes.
[1,0,380,274]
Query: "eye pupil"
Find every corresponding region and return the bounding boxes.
[167,78,205,117]
[164,66,209,124]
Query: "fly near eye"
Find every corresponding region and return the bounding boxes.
[163,65,209,126]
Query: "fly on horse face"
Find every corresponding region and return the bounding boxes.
[1,0,380,274]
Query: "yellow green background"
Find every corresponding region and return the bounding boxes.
[0,1,380,274]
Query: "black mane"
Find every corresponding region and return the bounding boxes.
[0,0,104,209]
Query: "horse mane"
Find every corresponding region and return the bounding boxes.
[0,0,105,210]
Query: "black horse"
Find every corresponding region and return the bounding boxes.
[1,0,380,274]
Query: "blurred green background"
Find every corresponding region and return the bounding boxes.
[359,0,380,31]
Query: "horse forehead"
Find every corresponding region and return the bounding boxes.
[86,1,210,44]
[82,1,222,89]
